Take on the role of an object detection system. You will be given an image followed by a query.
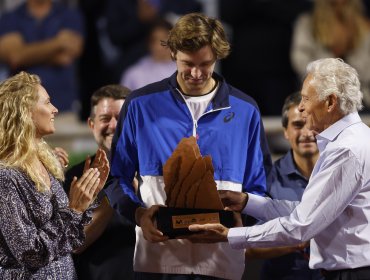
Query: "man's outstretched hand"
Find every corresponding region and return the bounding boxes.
[187,223,229,243]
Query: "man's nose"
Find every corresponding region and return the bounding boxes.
[301,126,313,137]
[298,101,304,112]
[191,67,201,78]
[108,117,117,129]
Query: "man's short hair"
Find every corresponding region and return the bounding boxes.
[281,91,302,128]
[164,13,230,60]
[90,84,131,118]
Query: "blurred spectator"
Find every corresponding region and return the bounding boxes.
[219,0,312,116]
[0,0,25,82]
[291,0,370,110]
[105,0,201,84]
[0,0,84,113]
[120,18,176,90]
[0,0,24,14]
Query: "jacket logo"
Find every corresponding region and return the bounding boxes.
[224,112,235,123]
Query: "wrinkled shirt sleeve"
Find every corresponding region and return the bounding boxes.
[230,149,362,249]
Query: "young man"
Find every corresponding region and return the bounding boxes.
[106,13,271,280]
[64,85,135,280]
[190,58,370,280]
[247,92,322,280]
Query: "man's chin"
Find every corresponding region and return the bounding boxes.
[103,140,113,152]
[187,84,204,91]
[185,83,208,95]
[300,149,319,158]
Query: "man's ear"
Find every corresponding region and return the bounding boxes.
[88,117,94,131]
[326,94,338,112]
[170,52,176,61]
[283,127,289,140]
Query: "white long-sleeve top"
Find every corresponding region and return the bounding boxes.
[229,112,370,270]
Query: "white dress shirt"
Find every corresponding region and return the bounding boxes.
[228,112,370,270]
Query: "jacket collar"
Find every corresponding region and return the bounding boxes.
[168,71,230,110]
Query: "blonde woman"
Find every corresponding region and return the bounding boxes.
[0,71,109,279]
[291,0,370,107]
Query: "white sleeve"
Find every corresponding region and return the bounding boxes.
[242,193,299,221]
[229,149,362,249]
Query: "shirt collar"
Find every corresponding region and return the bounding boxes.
[316,112,362,152]
[168,72,230,109]
[278,150,306,179]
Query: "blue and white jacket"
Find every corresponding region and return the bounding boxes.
[107,72,272,279]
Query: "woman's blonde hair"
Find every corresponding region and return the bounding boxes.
[313,0,368,50]
[0,71,64,192]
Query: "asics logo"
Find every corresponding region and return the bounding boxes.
[224,112,235,123]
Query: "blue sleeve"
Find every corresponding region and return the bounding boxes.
[60,6,85,37]
[0,12,18,36]
[265,164,277,199]
[243,109,272,196]
[259,117,273,178]
[106,98,144,223]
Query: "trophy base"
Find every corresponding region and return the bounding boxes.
[156,207,235,239]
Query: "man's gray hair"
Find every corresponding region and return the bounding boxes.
[307,58,363,114]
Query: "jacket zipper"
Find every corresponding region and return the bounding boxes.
[176,88,231,137]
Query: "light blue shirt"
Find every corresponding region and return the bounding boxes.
[229,112,370,270]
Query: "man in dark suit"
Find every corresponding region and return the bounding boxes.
[64,84,136,280]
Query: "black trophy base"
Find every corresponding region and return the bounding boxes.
[156,207,235,239]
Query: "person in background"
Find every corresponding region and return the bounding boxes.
[0,0,24,81]
[120,18,176,91]
[106,12,272,280]
[246,92,323,280]
[0,0,84,113]
[189,58,370,280]
[64,84,136,280]
[291,0,370,109]
[0,71,109,279]
[105,0,201,83]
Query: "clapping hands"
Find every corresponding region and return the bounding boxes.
[68,149,109,213]
[83,148,110,194]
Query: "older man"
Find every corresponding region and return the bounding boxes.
[247,92,322,280]
[190,58,370,280]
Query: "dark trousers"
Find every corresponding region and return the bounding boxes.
[321,266,370,280]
